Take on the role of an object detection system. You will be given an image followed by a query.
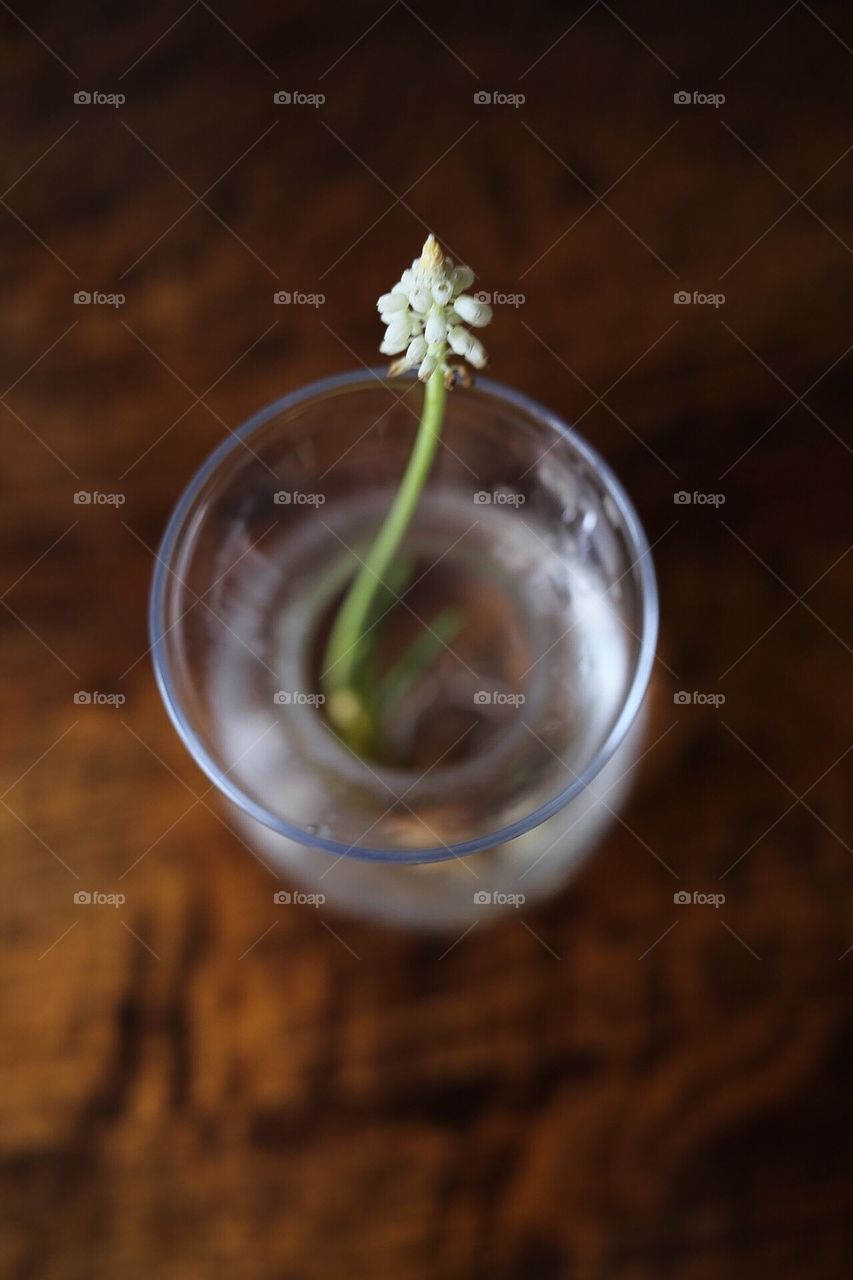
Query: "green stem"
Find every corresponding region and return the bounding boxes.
[322,361,447,744]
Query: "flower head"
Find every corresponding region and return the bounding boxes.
[378,235,492,382]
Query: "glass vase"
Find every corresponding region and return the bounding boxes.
[150,370,657,929]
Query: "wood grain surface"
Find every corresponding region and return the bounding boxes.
[1,2,852,1277]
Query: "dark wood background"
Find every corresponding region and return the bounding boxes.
[1,2,852,1276]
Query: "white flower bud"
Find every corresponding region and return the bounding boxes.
[380,334,409,355]
[409,287,432,314]
[448,325,471,357]
[447,326,488,368]
[406,336,427,365]
[465,335,487,368]
[453,294,493,327]
[385,314,412,347]
[425,310,447,344]
[452,265,475,294]
[417,350,439,381]
[380,299,409,322]
[378,292,408,313]
[378,240,489,378]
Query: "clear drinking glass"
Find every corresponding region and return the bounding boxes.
[150,370,658,928]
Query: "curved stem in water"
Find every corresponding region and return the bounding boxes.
[322,363,447,746]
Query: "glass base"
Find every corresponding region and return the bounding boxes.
[230,705,648,931]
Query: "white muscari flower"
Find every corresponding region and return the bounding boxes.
[424,310,447,344]
[377,292,408,314]
[451,265,474,293]
[464,335,487,369]
[447,325,487,369]
[380,334,408,356]
[447,324,471,357]
[453,294,493,328]
[409,286,432,314]
[417,348,439,381]
[384,313,412,349]
[406,335,427,365]
[379,234,491,382]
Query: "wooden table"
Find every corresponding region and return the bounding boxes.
[2,3,852,1276]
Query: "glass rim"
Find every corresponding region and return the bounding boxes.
[149,367,659,863]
